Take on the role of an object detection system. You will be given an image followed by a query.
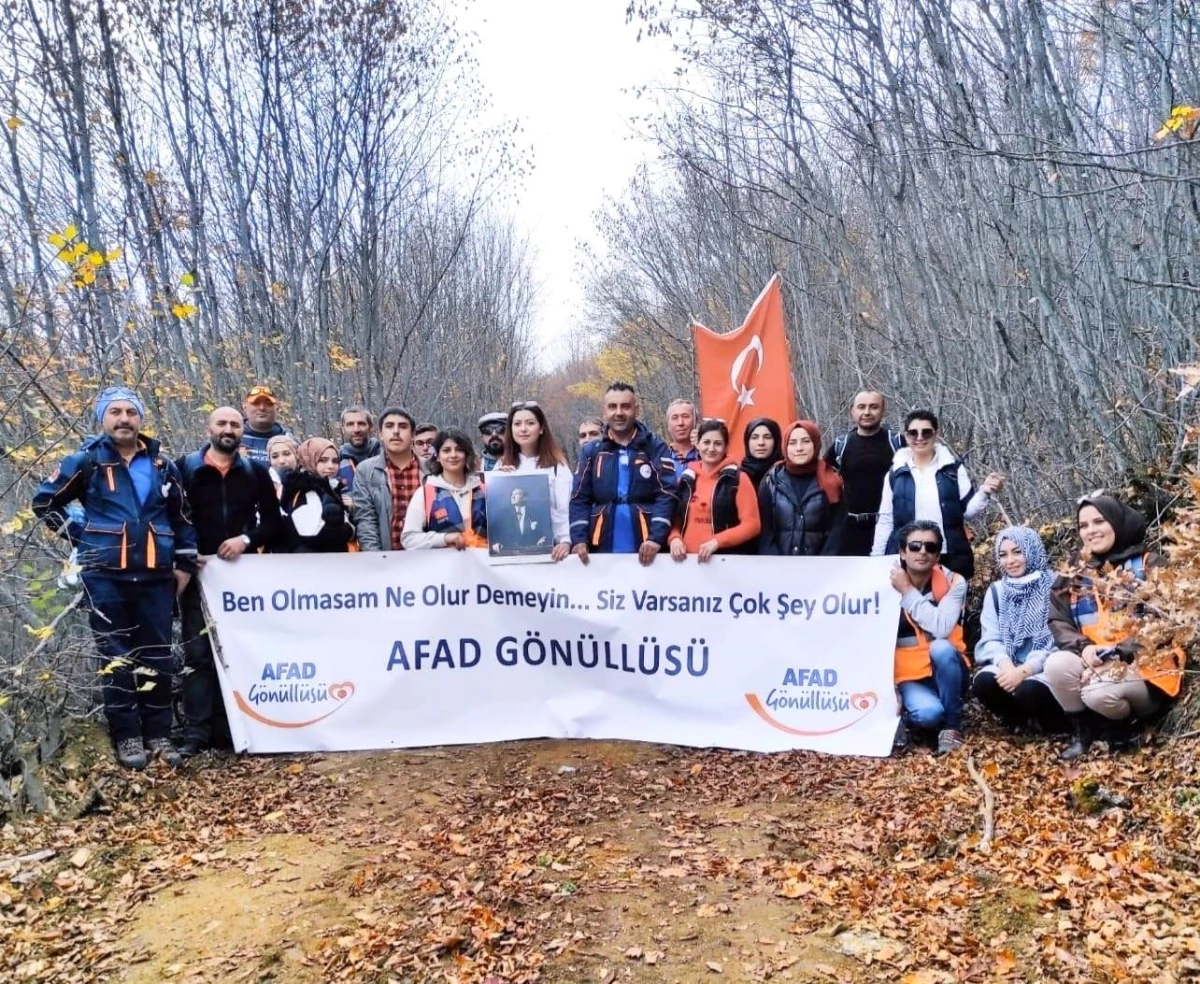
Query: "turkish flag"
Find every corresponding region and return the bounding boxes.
[692,274,797,458]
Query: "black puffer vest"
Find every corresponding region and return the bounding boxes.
[759,467,835,556]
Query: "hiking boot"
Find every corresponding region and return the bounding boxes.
[892,719,909,755]
[935,729,965,756]
[145,737,183,768]
[1060,711,1100,761]
[177,738,207,759]
[115,738,148,771]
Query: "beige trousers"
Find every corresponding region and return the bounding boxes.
[1042,650,1157,721]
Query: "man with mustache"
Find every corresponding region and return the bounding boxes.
[33,387,198,771]
[175,406,282,757]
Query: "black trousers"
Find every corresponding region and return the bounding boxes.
[840,519,876,557]
[972,670,1067,733]
[179,580,231,746]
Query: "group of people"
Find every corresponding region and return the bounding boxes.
[30,382,1183,769]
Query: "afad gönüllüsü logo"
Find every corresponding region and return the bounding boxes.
[233,661,355,729]
[745,666,877,736]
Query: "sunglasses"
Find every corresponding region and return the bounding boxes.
[904,540,941,554]
[480,424,505,436]
[905,427,935,439]
[511,400,540,410]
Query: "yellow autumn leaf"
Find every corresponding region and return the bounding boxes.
[144,170,159,185]
[6,115,22,129]
[71,241,88,259]
[180,272,195,287]
[25,624,53,641]
[47,232,65,248]
[1155,105,1200,141]
[86,250,104,266]
[1,515,24,534]
[104,247,123,263]
[171,302,198,319]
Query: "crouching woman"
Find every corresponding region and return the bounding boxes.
[1043,495,1183,759]
[970,526,1066,734]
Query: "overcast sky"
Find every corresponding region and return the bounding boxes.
[462,2,679,365]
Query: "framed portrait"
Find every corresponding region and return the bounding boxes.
[485,472,554,565]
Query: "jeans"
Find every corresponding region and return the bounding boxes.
[82,573,175,744]
[179,580,230,745]
[898,639,966,732]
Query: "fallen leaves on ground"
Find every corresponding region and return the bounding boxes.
[1,725,1199,983]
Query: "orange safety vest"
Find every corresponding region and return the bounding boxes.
[1072,564,1184,697]
[423,483,488,549]
[894,566,968,685]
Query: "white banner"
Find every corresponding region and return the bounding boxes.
[199,552,902,757]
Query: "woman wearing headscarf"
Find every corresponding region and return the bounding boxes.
[1043,494,1182,759]
[279,438,355,553]
[668,420,761,561]
[757,421,844,556]
[266,434,300,502]
[740,417,783,491]
[970,526,1065,734]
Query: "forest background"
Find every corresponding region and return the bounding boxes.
[0,0,1198,803]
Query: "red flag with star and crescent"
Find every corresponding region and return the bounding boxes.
[692,274,797,458]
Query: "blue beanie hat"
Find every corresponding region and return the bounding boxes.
[95,386,145,425]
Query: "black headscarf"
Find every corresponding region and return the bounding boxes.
[1077,494,1148,567]
[740,417,783,489]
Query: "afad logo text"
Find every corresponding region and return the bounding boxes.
[745,667,877,736]
[234,661,355,729]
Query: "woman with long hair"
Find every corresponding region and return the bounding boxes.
[970,526,1065,734]
[757,421,844,556]
[1042,495,1182,759]
[668,419,761,561]
[739,417,783,491]
[499,401,572,561]
[279,438,355,553]
[402,428,488,550]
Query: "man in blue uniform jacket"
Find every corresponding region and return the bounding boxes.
[570,382,678,567]
[33,387,198,771]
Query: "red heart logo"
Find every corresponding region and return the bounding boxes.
[849,691,877,711]
[327,681,356,701]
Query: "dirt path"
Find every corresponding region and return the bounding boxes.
[3,728,1200,982]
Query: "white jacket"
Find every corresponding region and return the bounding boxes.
[871,443,990,556]
[401,472,486,550]
[511,454,572,545]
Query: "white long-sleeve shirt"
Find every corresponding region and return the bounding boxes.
[513,454,573,545]
[871,444,990,555]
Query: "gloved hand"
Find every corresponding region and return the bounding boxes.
[290,492,326,537]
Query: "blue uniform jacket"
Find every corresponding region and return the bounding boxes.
[33,434,198,576]
[569,421,678,551]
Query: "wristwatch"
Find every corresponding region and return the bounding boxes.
[240,534,252,547]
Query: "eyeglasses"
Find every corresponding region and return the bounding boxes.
[511,400,540,410]
[904,540,941,554]
[413,438,433,447]
[905,427,935,440]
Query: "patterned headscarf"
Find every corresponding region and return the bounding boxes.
[994,525,1055,661]
[296,437,337,475]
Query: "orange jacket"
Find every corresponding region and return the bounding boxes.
[669,458,761,553]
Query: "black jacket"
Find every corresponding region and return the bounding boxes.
[177,446,282,555]
[757,467,843,556]
[279,470,354,553]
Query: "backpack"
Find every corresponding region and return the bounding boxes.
[832,430,904,471]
